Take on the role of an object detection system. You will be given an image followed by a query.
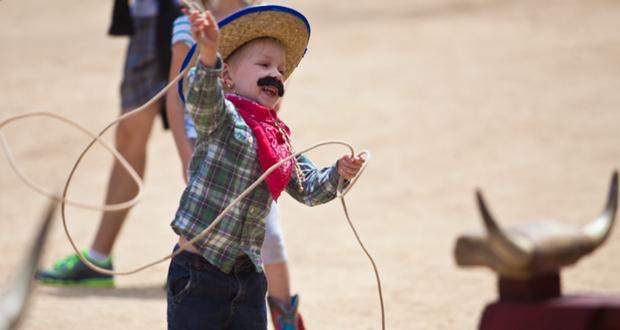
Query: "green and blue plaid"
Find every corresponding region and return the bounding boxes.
[171,59,343,273]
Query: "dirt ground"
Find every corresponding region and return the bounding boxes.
[2,0,620,329]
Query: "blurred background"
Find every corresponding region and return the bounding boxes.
[1,0,620,328]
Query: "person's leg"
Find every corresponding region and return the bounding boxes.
[262,202,291,302]
[263,262,291,303]
[262,203,306,329]
[91,14,163,256]
[34,105,159,286]
[90,105,159,255]
[35,16,164,285]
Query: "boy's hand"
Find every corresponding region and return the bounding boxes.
[187,9,219,67]
[337,154,366,180]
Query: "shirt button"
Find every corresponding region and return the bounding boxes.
[249,207,256,215]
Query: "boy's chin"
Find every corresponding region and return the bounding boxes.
[257,98,279,109]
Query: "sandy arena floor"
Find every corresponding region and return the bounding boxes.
[1,0,620,329]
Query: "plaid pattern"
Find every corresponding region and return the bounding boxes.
[120,17,166,111]
[171,59,343,273]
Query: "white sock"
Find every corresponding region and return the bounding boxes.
[88,249,110,263]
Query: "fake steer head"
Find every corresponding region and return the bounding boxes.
[455,172,618,279]
[0,200,56,330]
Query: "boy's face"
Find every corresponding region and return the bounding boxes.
[224,38,286,109]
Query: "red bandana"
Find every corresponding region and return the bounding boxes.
[226,94,293,201]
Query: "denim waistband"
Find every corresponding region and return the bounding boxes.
[173,244,256,274]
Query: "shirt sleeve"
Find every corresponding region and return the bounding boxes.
[171,15,194,48]
[185,57,227,138]
[285,154,349,206]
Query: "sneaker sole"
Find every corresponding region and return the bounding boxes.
[38,278,115,288]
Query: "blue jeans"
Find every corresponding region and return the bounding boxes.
[166,245,268,330]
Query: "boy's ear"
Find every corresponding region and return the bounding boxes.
[221,62,234,91]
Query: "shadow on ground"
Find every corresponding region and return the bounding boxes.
[37,284,166,300]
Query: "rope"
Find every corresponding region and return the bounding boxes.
[0,57,193,210]
[340,193,385,330]
[0,112,142,211]
[2,119,385,327]
[63,136,372,277]
[0,38,385,330]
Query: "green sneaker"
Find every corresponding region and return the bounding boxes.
[36,250,115,287]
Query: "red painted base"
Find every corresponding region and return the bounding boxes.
[479,295,620,330]
[498,273,561,301]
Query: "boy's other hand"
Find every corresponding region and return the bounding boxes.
[188,9,219,67]
[337,154,366,180]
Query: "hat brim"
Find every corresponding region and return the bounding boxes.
[218,5,311,81]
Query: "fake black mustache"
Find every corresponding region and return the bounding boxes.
[257,76,285,97]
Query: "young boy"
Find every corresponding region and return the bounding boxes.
[167,5,365,329]
[167,2,308,329]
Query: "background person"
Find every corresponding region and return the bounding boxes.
[36,0,182,287]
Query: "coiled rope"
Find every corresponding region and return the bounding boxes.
[0,46,385,330]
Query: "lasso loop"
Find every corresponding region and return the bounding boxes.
[62,140,370,276]
[0,112,142,211]
[0,56,195,210]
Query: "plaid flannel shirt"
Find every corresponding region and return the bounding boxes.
[171,58,344,273]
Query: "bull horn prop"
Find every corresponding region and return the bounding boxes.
[583,171,618,250]
[476,190,532,267]
[0,200,57,330]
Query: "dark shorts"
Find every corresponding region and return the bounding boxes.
[166,245,268,330]
[120,17,166,112]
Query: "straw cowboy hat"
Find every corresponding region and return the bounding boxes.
[178,4,311,103]
[218,5,311,80]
